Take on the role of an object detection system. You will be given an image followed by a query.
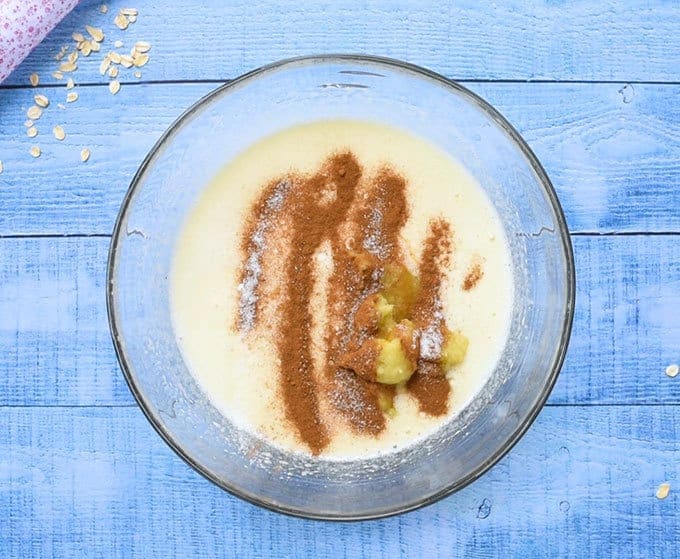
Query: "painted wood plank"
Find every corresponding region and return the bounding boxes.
[560,235,680,405]
[0,405,677,558]
[3,0,680,88]
[0,237,127,406]
[1,82,679,236]
[1,235,678,407]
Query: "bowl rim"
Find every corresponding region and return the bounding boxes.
[106,53,576,521]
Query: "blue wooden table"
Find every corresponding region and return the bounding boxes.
[1,1,678,556]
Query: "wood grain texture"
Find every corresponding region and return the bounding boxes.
[0,406,677,558]
[1,236,678,407]
[1,82,679,235]
[1,1,678,555]
[2,0,680,87]
[0,238,127,406]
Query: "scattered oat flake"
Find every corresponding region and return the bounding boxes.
[66,92,79,103]
[72,32,85,42]
[666,364,679,378]
[27,126,38,138]
[53,126,66,141]
[86,25,105,42]
[80,148,91,162]
[68,51,78,64]
[52,71,64,80]
[24,120,33,127]
[121,8,138,16]
[133,53,149,67]
[30,146,41,158]
[109,52,122,64]
[114,13,129,30]
[59,61,77,73]
[100,4,108,14]
[109,80,121,95]
[120,55,134,68]
[34,94,49,108]
[656,483,671,499]
[134,71,142,78]
[29,73,39,87]
[114,40,124,48]
[81,42,93,57]
[66,78,75,89]
[134,41,151,53]
[128,14,137,23]
[99,57,112,75]
[108,66,119,78]
[90,41,101,53]
[27,106,43,120]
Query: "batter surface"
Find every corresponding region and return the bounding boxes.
[171,120,513,458]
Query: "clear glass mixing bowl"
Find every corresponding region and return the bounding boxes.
[107,55,575,520]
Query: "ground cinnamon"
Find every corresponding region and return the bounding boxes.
[408,218,454,415]
[235,151,458,453]
[281,152,363,454]
[356,167,409,262]
[236,177,291,331]
[324,166,410,434]
[463,260,484,291]
[338,338,380,382]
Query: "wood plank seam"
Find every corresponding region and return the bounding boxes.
[3,80,680,92]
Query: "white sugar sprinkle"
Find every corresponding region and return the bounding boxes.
[419,309,445,360]
[238,179,290,331]
[420,325,443,361]
[362,206,385,258]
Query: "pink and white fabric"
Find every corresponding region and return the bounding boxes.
[0,0,79,83]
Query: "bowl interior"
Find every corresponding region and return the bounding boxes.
[108,55,574,519]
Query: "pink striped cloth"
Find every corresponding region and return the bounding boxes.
[0,0,79,83]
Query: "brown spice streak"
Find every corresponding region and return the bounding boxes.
[277,152,362,454]
[352,293,382,337]
[408,219,454,415]
[463,261,484,291]
[236,178,290,331]
[338,338,380,382]
[236,150,457,453]
[325,167,409,434]
[407,361,451,415]
[392,320,420,366]
[357,168,409,262]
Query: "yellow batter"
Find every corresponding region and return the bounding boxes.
[170,120,513,458]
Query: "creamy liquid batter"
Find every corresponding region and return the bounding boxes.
[171,120,514,459]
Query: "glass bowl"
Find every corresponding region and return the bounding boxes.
[107,55,575,520]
